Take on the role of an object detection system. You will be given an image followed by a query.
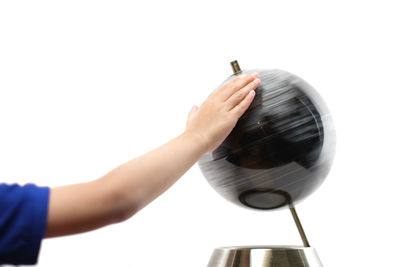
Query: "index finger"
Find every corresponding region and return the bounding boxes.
[217,73,259,101]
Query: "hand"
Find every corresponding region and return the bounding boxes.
[186,73,260,152]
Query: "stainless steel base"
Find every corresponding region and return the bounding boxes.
[207,246,323,267]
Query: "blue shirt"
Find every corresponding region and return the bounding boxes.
[0,183,50,265]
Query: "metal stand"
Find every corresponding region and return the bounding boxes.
[206,205,323,267]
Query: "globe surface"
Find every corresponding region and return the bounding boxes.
[198,69,335,210]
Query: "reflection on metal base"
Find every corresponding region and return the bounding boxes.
[207,246,322,267]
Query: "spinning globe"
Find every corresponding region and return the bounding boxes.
[198,61,335,210]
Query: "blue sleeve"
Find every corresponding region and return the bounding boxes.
[0,183,50,265]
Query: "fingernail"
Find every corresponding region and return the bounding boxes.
[253,78,260,84]
[249,90,255,97]
[252,73,259,78]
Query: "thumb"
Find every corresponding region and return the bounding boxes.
[186,105,199,126]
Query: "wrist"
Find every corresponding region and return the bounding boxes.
[181,129,210,155]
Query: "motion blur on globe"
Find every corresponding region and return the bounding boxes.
[198,67,335,210]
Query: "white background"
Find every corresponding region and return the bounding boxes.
[0,1,399,266]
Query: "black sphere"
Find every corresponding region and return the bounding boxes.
[198,69,335,210]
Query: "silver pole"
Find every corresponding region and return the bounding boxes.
[289,204,310,247]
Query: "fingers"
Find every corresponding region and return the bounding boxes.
[225,77,260,110]
[231,89,256,117]
[218,73,259,101]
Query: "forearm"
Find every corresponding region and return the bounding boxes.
[45,131,207,237]
[100,131,207,217]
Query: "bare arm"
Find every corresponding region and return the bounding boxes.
[45,74,260,237]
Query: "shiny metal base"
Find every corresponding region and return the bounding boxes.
[207,246,323,267]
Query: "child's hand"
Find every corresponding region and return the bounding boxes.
[186,73,260,153]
